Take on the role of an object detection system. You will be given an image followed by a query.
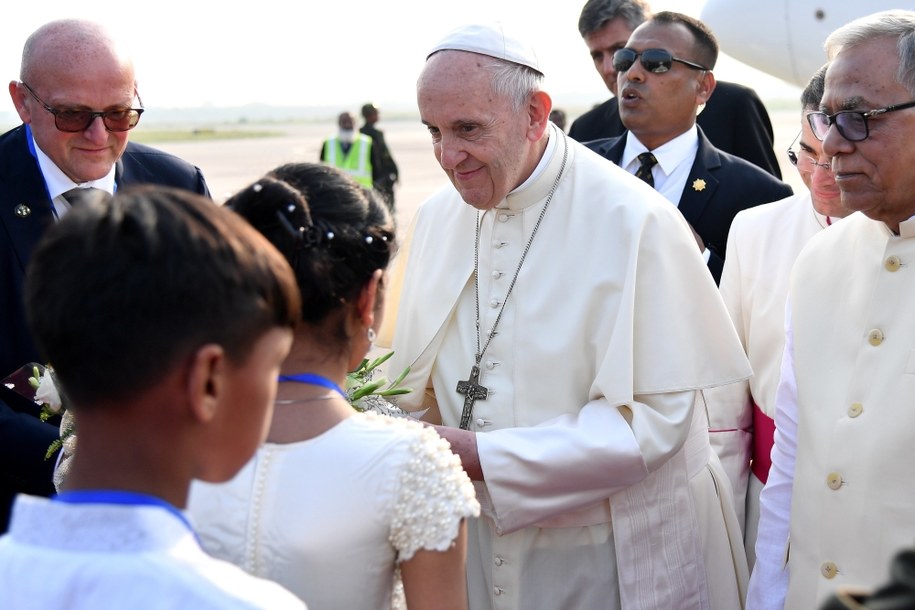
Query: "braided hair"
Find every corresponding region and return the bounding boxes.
[226,163,395,330]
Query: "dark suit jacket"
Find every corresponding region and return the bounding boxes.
[0,124,210,531]
[588,127,793,283]
[569,80,782,179]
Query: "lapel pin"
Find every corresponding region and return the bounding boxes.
[14,204,31,218]
[692,179,707,192]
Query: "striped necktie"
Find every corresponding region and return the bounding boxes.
[62,187,106,208]
[635,152,657,188]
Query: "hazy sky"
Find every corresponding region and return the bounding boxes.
[2,0,799,113]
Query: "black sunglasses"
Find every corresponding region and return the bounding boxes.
[807,100,915,142]
[612,47,709,74]
[20,81,144,133]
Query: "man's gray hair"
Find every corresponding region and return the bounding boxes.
[826,10,915,95]
[484,58,543,112]
[578,0,649,38]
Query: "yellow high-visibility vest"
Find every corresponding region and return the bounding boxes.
[323,134,373,188]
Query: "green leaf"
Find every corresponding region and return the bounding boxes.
[387,366,411,390]
[366,351,395,371]
[45,439,62,461]
[349,379,386,400]
[376,387,412,396]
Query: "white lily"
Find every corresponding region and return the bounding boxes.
[35,370,63,413]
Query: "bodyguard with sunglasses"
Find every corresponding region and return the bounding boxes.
[747,11,915,610]
[571,0,782,179]
[588,12,792,284]
[0,19,210,534]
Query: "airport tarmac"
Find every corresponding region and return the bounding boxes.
[151,107,805,238]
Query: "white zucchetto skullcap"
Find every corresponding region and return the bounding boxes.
[427,22,543,76]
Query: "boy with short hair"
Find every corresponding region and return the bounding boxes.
[0,186,306,609]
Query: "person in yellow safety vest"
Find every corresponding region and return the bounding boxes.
[320,111,375,189]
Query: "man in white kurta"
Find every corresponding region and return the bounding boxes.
[753,213,915,609]
[709,65,847,561]
[386,22,752,610]
[715,192,834,546]
[0,494,306,609]
[747,11,915,609]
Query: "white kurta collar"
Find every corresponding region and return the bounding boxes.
[9,494,196,553]
[898,215,915,238]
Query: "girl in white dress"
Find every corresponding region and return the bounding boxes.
[187,163,479,610]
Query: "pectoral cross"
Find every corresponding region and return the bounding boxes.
[456,364,488,430]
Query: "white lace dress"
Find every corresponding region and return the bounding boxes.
[187,412,479,610]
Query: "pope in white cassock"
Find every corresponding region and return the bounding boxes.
[383,22,752,610]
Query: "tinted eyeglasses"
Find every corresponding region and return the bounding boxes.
[612,48,710,74]
[807,100,915,142]
[20,81,144,133]
[786,130,831,172]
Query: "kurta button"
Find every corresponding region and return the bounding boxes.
[492,270,503,279]
[821,561,838,579]
[848,403,863,418]
[885,256,902,272]
[826,472,843,490]
[494,586,504,596]
[475,418,486,428]
[486,360,496,369]
[493,240,506,248]
[490,298,500,308]
[494,556,504,566]
[498,213,510,222]
[868,329,885,346]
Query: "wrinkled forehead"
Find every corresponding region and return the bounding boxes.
[822,38,905,111]
[421,50,491,84]
[418,51,498,105]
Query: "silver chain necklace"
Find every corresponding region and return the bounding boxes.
[456,132,569,430]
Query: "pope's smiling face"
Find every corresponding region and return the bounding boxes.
[417,51,543,210]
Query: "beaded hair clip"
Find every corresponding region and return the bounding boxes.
[273,200,387,248]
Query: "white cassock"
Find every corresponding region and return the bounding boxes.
[0,494,306,609]
[750,213,915,609]
[385,125,752,610]
[708,192,830,558]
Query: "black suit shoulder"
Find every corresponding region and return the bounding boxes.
[119,141,210,197]
[698,81,781,178]
[568,98,624,143]
[583,128,790,284]
[703,145,791,198]
[684,133,792,281]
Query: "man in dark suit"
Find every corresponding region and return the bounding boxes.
[359,103,399,211]
[587,11,791,283]
[571,0,782,179]
[0,19,210,532]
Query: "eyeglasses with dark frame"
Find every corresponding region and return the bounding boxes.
[612,48,710,74]
[20,81,144,133]
[807,100,915,142]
